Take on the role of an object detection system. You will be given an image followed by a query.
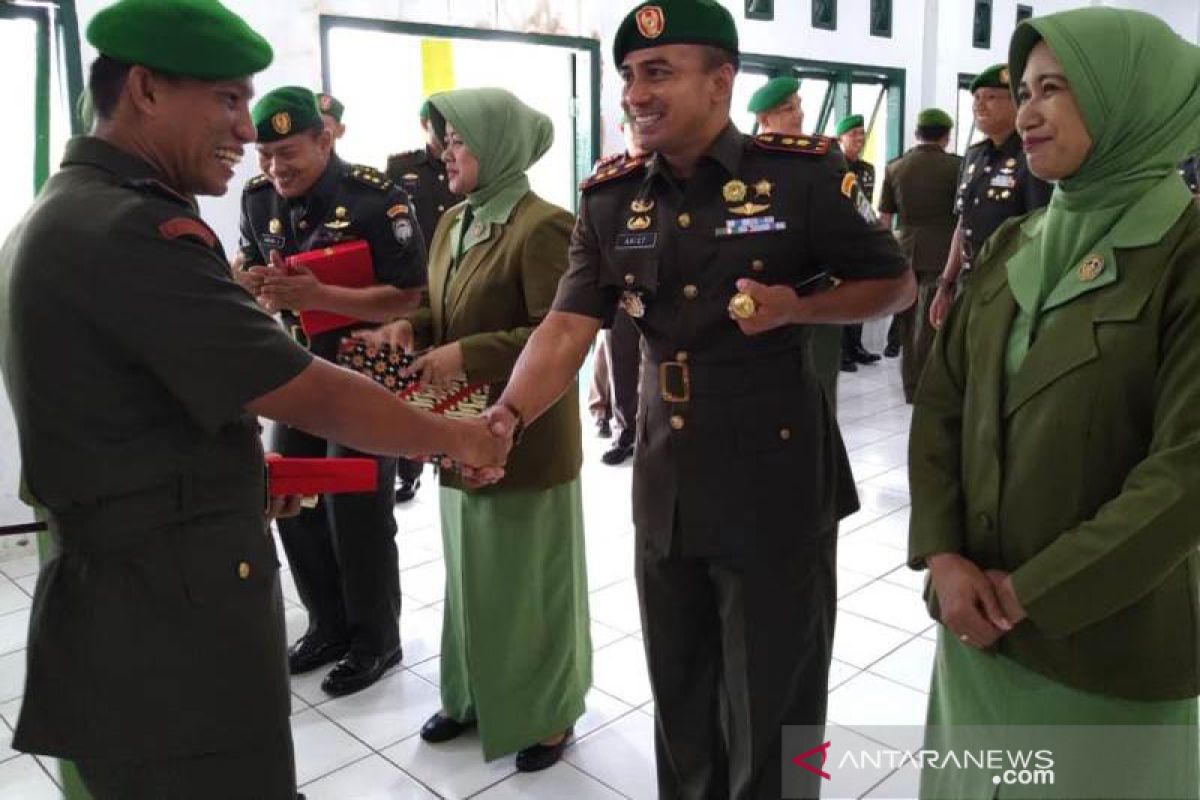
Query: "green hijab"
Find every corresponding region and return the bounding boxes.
[426,87,554,217]
[1004,8,1200,370]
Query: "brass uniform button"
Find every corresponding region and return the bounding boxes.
[437,204,445,212]
[779,428,792,441]
[297,220,308,230]
[675,351,688,363]
[751,259,765,272]
[683,284,699,300]
[677,213,691,228]
[670,415,685,431]
[237,561,251,580]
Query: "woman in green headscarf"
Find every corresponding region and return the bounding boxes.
[357,88,590,771]
[908,8,1200,798]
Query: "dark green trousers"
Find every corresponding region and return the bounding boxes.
[74,731,296,800]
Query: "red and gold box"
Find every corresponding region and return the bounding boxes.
[264,453,379,496]
[285,240,374,337]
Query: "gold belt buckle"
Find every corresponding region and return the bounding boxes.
[659,361,690,403]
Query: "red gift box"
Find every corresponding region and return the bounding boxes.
[264,454,379,496]
[285,240,374,337]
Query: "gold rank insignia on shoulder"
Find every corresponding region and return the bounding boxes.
[325,206,351,230]
[627,215,652,231]
[580,153,648,191]
[630,197,655,213]
[269,218,282,234]
[723,180,747,203]
[751,133,832,156]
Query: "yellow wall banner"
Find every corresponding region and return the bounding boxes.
[421,39,455,97]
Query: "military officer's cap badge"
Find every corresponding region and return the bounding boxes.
[636,5,665,39]
[271,112,292,136]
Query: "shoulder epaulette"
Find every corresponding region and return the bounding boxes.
[348,164,393,191]
[579,152,648,192]
[752,133,833,156]
[245,173,272,192]
[386,149,425,173]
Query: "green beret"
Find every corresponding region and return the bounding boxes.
[835,114,865,136]
[86,0,272,80]
[917,108,954,129]
[613,0,739,67]
[252,87,323,144]
[419,99,432,122]
[969,63,1011,93]
[747,76,800,114]
[316,93,344,122]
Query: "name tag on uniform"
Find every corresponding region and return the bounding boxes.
[615,232,658,250]
[259,233,285,249]
[990,175,1017,189]
[714,216,787,238]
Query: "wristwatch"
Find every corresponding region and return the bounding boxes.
[498,401,526,445]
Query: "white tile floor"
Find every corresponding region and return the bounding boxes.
[0,354,937,799]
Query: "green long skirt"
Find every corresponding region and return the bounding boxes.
[921,627,1199,799]
[437,478,592,760]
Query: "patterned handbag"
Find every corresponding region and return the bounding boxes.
[336,338,489,418]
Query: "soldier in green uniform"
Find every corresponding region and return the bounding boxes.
[835,113,883,372]
[316,91,345,142]
[0,1,504,797]
[878,108,962,403]
[929,63,1052,328]
[480,2,913,796]
[385,100,465,251]
[237,87,428,697]
[384,100,465,499]
[747,74,848,408]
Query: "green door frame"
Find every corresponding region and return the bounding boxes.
[740,53,906,161]
[318,15,601,207]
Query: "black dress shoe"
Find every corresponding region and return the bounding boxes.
[601,441,634,465]
[420,712,475,743]
[852,346,882,365]
[596,418,612,439]
[515,728,574,772]
[395,476,420,504]
[839,357,858,373]
[883,342,901,358]
[320,647,402,696]
[287,636,349,675]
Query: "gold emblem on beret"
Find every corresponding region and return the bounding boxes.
[636,5,665,39]
[318,94,332,111]
[628,215,652,231]
[621,291,646,318]
[269,218,282,235]
[723,180,748,204]
[271,112,292,136]
[630,197,655,213]
[999,67,1010,85]
[728,292,757,320]
[1078,254,1104,282]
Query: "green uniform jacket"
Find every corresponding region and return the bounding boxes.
[408,191,581,492]
[909,205,1200,701]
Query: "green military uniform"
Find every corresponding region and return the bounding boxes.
[836,113,882,372]
[385,147,463,251]
[238,90,426,672]
[878,108,962,402]
[0,3,312,798]
[554,5,907,795]
[955,66,1052,276]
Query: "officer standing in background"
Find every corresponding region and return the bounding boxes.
[0,1,504,795]
[835,113,883,373]
[929,64,1052,328]
[877,108,961,403]
[482,1,913,795]
[384,100,466,499]
[747,75,846,408]
[316,92,346,142]
[385,100,465,251]
[238,87,427,697]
